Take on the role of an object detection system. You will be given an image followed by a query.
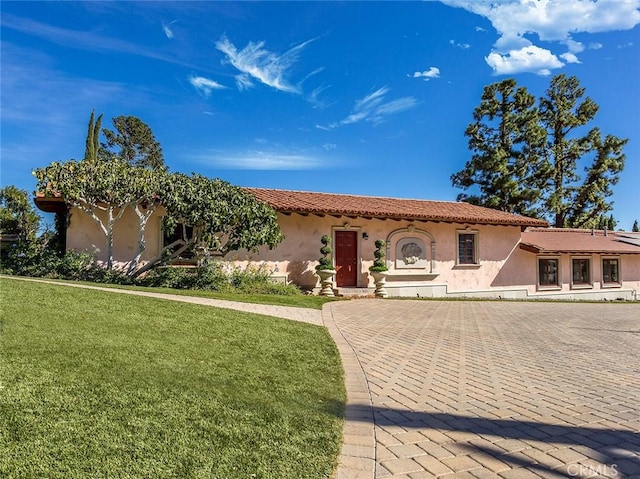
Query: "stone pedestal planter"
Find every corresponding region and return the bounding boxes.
[316,269,336,297]
[371,271,389,298]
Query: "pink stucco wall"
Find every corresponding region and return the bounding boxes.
[66,205,164,267]
[65,207,640,299]
[230,212,528,292]
[493,244,640,297]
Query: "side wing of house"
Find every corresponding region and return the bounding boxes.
[497,228,640,300]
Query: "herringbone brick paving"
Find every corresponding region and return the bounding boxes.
[327,300,640,479]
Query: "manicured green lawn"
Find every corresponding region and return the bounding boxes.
[0,279,345,478]
[61,278,341,310]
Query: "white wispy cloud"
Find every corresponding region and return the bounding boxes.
[375,97,419,116]
[234,74,254,91]
[412,67,441,80]
[307,84,332,109]
[188,75,226,97]
[449,39,470,49]
[162,22,175,39]
[319,87,418,129]
[188,150,324,170]
[442,0,640,75]
[215,36,316,93]
[560,52,580,64]
[565,39,585,54]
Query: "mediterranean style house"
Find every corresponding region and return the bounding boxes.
[35,187,640,300]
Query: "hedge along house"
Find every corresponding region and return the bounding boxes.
[35,187,640,300]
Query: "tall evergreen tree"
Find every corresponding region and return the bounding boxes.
[595,214,616,231]
[539,75,626,228]
[633,220,639,232]
[100,116,165,170]
[451,79,547,217]
[452,75,627,228]
[84,110,103,161]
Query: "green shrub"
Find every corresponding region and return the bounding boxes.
[1,239,94,279]
[56,251,95,279]
[369,239,388,272]
[315,235,334,271]
[228,263,270,289]
[80,266,133,285]
[137,266,194,289]
[2,239,304,296]
[192,260,228,290]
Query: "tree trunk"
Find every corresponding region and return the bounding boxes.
[126,203,156,275]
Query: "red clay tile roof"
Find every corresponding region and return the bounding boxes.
[520,228,640,254]
[245,187,548,227]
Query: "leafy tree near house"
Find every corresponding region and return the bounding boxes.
[0,186,41,241]
[452,74,627,228]
[33,158,164,272]
[132,173,284,278]
[539,75,626,228]
[35,111,282,277]
[451,79,548,217]
[100,115,165,170]
[34,162,283,278]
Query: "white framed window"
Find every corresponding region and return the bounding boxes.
[537,257,561,289]
[456,230,479,265]
[602,257,621,287]
[571,256,592,288]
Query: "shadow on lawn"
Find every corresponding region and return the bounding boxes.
[347,406,639,478]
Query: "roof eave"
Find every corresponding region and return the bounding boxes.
[277,208,546,227]
[34,195,66,213]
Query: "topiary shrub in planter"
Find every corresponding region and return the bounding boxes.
[369,239,389,298]
[315,235,335,271]
[369,239,388,273]
[315,234,335,296]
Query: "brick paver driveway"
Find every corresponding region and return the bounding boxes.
[326,300,640,479]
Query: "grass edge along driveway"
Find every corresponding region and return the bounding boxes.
[0,278,345,478]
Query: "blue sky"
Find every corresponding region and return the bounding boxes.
[2,1,639,229]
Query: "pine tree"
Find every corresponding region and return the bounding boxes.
[100,116,165,170]
[633,220,639,232]
[451,79,547,217]
[539,75,626,228]
[452,75,627,228]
